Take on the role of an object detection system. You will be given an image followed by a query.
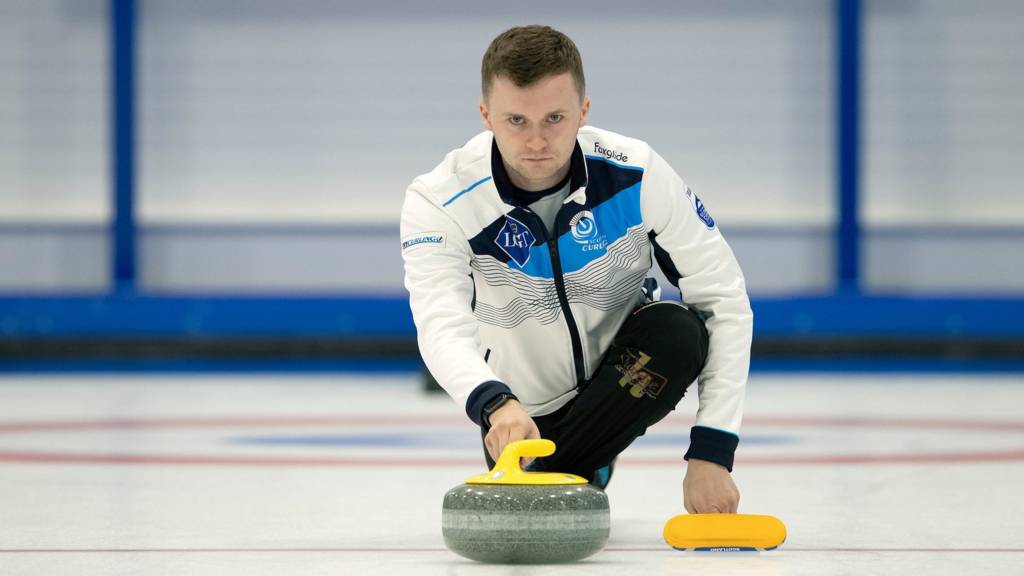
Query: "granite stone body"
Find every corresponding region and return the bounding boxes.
[442,483,610,564]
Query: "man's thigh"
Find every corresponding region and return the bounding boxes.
[533,301,709,477]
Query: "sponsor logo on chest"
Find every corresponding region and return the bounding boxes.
[494,215,536,267]
[594,141,629,163]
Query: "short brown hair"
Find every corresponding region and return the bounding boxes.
[481,25,585,102]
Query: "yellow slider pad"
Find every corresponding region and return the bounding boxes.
[663,514,786,551]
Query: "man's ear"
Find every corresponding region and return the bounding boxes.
[480,100,493,131]
[579,96,591,127]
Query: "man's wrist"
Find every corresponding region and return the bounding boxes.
[482,392,519,427]
[684,425,740,472]
[686,458,728,472]
[465,381,515,426]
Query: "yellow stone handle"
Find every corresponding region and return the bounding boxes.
[495,438,555,470]
[464,439,588,485]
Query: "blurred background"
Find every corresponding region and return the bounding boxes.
[1,0,1022,372]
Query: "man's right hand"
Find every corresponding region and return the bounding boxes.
[484,400,541,466]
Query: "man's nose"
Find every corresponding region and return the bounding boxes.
[526,130,546,152]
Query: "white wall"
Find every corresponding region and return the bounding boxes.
[137,0,834,228]
[132,0,836,295]
[863,0,1024,294]
[0,0,108,224]
[864,0,1024,228]
[2,1,1021,295]
[0,0,108,291]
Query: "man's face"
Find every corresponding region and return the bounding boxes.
[481,72,590,192]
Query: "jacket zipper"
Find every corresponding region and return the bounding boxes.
[523,209,586,386]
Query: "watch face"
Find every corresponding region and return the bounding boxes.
[483,394,514,426]
[486,395,509,412]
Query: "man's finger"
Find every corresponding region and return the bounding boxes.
[492,436,504,462]
[497,428,512,459]
[693,500,721,514]
[485,433,497,462]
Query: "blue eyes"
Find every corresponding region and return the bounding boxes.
[508,114,564,126]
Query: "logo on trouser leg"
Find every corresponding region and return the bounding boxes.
[615,349,667,399]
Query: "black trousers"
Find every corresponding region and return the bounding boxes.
[480,300,709,481]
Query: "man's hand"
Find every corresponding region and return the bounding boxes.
[484,400,541,466]
[683,458,740,514]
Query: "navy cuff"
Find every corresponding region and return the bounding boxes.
[684,425,740,472]
[465,380,513,426]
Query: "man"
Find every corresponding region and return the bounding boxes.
[401,25,752,514]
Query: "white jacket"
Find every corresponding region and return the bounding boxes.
[401,126,752,463]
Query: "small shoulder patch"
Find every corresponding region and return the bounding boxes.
[401,231,446,252]
[685,187,715,230]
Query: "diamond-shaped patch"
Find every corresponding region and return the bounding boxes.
[494,215,536,267]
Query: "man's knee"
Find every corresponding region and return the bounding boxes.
[613,302,709,386]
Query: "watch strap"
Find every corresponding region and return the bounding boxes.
[482,392,518,428]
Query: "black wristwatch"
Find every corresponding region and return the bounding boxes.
[481,392,518,427]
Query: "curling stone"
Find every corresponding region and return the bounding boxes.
[442,439,610,564]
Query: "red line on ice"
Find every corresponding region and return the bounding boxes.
[0,414,1022,433]
[1,547,1022,554]
[1,449,1023,467]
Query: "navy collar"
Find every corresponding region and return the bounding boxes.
[491,137,587,207]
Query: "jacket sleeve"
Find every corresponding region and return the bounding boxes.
[639,148,754,471]
[400,183,511,425]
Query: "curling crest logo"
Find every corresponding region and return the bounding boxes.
[569,210,608,252]
[570,211,597,243]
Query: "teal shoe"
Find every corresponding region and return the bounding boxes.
[591,458,616,490]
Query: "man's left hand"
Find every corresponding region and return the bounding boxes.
[683,458,739,514]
